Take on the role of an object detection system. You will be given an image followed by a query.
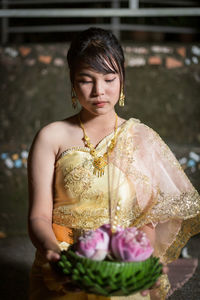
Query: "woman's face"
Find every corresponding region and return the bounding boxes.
[73,65,121,115]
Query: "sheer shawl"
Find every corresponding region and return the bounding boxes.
[110,118,200,264]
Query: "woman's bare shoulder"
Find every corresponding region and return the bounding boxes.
[30,115,81,159]
[37,115,79,140]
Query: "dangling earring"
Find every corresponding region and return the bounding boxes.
[119,87,125,107]
[71,87,77,109]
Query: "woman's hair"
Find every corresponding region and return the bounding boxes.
[67,27,125,87]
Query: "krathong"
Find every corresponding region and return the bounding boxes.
[55,224,162,296]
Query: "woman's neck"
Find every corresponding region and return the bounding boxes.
[79,109,117,132]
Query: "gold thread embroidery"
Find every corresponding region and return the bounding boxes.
[148,190,200,223]
[64,164,93,200]
[162,213,200,263]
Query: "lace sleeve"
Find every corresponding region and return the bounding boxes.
[140,125,200,263]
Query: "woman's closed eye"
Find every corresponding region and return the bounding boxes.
[78,77,116,84]
[78,80,93,84]
[105,77,116,83]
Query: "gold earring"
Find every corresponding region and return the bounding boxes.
[71,88,77,109]
[119,87,125,107]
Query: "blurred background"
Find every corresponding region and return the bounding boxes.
[0,1,200,299]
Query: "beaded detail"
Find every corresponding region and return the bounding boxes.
[79,113,119,177]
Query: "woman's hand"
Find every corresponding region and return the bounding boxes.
[45,249,61,262]
[140,265,168,297]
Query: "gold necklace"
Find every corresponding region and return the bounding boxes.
[79,113,118,177]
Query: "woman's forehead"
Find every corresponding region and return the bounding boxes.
[74,61,118,76]
[76,67,117,76]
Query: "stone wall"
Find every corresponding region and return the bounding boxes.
[0,43,200,235]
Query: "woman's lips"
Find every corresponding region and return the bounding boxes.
[92,101,107,107]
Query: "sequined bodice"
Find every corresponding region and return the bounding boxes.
[52,119,138,231]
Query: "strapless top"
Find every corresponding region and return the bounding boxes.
[52,118,139,234]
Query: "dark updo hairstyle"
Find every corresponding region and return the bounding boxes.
[67,27,125,88]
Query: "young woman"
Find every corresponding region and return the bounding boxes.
[28,27,200,300]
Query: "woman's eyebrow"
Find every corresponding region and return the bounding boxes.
[78,72,116,77]
[78,72,93,77]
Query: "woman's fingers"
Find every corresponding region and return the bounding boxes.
[140,290,149,296]
[140,279,160,296]
[151,279,160,289]
[162,265,168,274]
[140,264,168,296]
[46,249,60,262]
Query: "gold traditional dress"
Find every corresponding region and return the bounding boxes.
[29,118,200,300]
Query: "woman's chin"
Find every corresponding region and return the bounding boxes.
[82,105,114,116]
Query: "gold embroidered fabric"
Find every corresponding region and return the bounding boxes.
[30,118,200,300]
[53,119,139,233]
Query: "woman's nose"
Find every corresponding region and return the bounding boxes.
[92,81,104,96]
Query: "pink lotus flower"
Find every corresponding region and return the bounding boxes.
[75,226,110,261]
[111,227,153,262]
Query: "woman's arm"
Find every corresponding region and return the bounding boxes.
[139,224,169,299]
[28,125,61,261]
[139,223,155,248]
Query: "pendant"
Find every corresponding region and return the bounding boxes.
[93,156,107,177]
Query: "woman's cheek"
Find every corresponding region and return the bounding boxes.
[81,86,92,98]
